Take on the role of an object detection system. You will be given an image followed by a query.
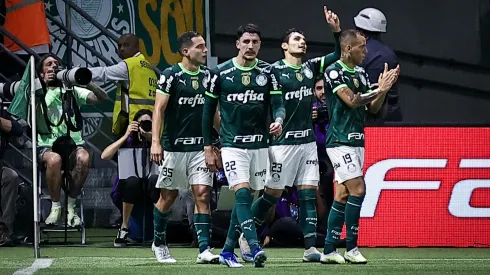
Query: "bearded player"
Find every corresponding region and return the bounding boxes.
[241,6,342,263]
[150,31,220,264]
[202,23,285,268]
[321,29,399,264]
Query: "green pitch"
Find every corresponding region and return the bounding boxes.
[1,229,489,275]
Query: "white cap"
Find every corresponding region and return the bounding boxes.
[354,8,387,33]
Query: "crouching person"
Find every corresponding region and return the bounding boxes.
[37,54,108,226]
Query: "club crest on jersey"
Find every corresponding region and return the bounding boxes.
[329,70,339,79]
[202,75,209,88]
[192,79,199,90]
[304,68,313,79]
[256,74,268,86]
[242,73,251,85]
[353,78,360,88]
[295,72,303,82]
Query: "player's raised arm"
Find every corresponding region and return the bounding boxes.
[323,6,341,64]
[268,67,285,136]
[308,7,342,79]
[151,70,173,164]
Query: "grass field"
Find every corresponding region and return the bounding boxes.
[2,229,490,275]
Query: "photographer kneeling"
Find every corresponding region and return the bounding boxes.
[102,109,159,247]
[37,54,108,226]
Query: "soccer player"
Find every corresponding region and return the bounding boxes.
[150,31,220,264]
[321,29,399,264]
[243,6,341,263]
[202,24,285,268]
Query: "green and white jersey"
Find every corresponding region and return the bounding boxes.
[206,58,281,149]
[156,63,209,152]
[270,56,329,145]
[324,60,372,148]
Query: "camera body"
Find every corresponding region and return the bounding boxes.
[139,120,152,132]
[315,102,330,125]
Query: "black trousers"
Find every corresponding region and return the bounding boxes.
[117,175,159,205]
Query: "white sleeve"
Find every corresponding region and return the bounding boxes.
[89,61,129,82]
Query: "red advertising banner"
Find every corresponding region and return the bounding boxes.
[357,127,490,247]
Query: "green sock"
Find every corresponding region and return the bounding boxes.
[251,192,278,227]
[345,195,364,251]
[193,213,211,253]
[324,201,346,254]
[299,189,318,249]
[223,205,241,253]
[235,188,260,253]
[153,206,170,246]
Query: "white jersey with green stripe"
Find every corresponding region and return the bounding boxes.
[156,63,210,152]
[324,60,372,148]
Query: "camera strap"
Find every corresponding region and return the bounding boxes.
[132,143,152,180]
[61,88,83,132]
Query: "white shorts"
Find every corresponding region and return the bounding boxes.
[266,142,319,189]
[326,146,365,184]
[156,151,213,190]
[221,147,268,191]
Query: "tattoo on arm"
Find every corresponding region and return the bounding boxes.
[337,87,377,108]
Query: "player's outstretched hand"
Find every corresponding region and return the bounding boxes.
[269,122,283,137]
[324,6,341,32]
[204,146,219,172]
[150,141,163,165]
[378,63,400,93]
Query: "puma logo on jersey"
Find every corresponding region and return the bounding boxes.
[285,86,313,101]
[226,90,264,103]
[178,94,205,107]
[281,73,290,78]
[243,225,253,231]
[226,76,234,82]
[179,79,186,85]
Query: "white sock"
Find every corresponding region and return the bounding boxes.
[52,201,61,208]
[68,197,77,207]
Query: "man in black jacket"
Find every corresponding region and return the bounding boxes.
[0,110,23,246]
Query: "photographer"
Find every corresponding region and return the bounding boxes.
[0,111,23,246]
[102,109,159,247]
[312,78,334,225]
[37,54,108,227]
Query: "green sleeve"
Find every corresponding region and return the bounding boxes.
[270,92,285,122]
[268,66,285,122]
[202,71,219,146]
[322,32,341,70]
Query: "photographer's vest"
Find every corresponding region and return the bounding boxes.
[112,54,157,135]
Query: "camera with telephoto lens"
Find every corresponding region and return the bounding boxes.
[315,101,330,125]
[55,67,92,86]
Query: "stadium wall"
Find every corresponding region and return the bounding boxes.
[210,0,490,124]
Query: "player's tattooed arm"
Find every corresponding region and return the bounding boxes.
[336,87,378,109]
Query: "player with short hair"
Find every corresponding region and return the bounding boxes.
[321,29,399,264]
[202,23,285,268]
[150,31,220,264]
[242,6,342,263]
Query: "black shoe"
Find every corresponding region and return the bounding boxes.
[114,228,129,247]
[0,223,13,247]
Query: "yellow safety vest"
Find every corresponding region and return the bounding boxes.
[112,54,157,136]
